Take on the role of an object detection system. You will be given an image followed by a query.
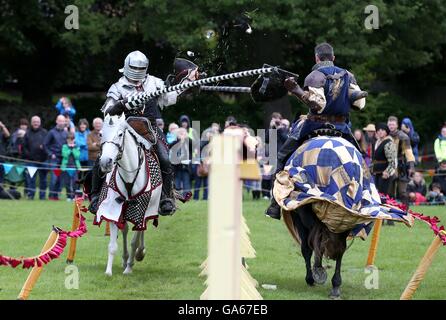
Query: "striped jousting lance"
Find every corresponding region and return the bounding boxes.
[200,85,251,93]
[123,67,274,110]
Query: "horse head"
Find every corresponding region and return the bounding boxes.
[99,113,127,173]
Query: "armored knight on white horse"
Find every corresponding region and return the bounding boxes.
[84,51,199,275]
[88,51,198,217]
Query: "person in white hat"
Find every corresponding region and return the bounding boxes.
[363,123,376,167]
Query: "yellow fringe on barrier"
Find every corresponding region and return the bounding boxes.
[241,216,256,258]
[199,258,208,277]
[241,265,262,299]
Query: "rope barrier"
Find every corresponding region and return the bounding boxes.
[381,194,446,245]
[2,154,446,176]
[2,181,446,207]
[0,155,93,171]
[0,199,88,269]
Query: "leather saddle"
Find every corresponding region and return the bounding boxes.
[306,123,343,140]
[126,116,157,145]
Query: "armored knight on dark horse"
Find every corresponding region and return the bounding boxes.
[87,50,199,216]
[265,42,368,220]
[258,43,414,299]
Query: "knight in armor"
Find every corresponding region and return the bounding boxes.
[88,51,198,215]
[265,42,368,220]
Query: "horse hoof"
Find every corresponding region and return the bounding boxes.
[135,248,146,262]
[312,266,327,285]
[105,271,112,277]
[305,276,315,286]
[123,268,132,275]
[329,288,341,299]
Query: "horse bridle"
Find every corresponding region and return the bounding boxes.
[101,129,145,195]
[101,140,124,162]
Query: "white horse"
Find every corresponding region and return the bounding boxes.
[97,113,162,276]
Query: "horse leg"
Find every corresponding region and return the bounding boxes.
[105,223,119,276]
[329,232,349,299]
[122,223,129,269]
[329,255,344,299]
[292,210,314,286]
[123,231,140,274]
[302,234,315,286]
[313,253,327,285]
[135,231,146,262]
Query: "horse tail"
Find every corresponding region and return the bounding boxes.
[308,217,347,260]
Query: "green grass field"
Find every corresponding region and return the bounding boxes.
[0,196,445,300]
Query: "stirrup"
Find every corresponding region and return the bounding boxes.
[174,190,192,203]
[265,201,281,220]
[159,198,176,216]
[88,196,100,214]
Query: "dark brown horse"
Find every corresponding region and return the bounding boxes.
[284,204,351,299]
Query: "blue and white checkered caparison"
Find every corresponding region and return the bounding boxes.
[274,136,413,238]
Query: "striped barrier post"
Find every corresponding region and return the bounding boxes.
[400,233,444,300]
[365,219,383,268]
[17,229,59,300]
[66,197,83,263]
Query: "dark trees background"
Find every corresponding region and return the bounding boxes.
[0,0,445,143]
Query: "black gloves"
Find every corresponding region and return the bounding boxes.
[106,100,126,116]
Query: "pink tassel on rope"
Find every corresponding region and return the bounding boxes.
[22,258,35,269]
[381,193,446,245]
[0,211,88,269]
[9,258,21,268]
[0,256,9,266]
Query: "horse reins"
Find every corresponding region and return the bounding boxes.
[117,131,145,197]
[102,129,145,197]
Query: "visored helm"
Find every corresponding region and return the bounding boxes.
[166,58,199,86]
[250,71,288,103]
[119,51,149,82]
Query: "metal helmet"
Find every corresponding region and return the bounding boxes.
[250,72,288,103]
[166,58,198,86]
[119,51,149,81]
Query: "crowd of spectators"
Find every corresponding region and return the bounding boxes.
[0,97,103,200]
[0,96,445,208]
[360,117,446,210]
